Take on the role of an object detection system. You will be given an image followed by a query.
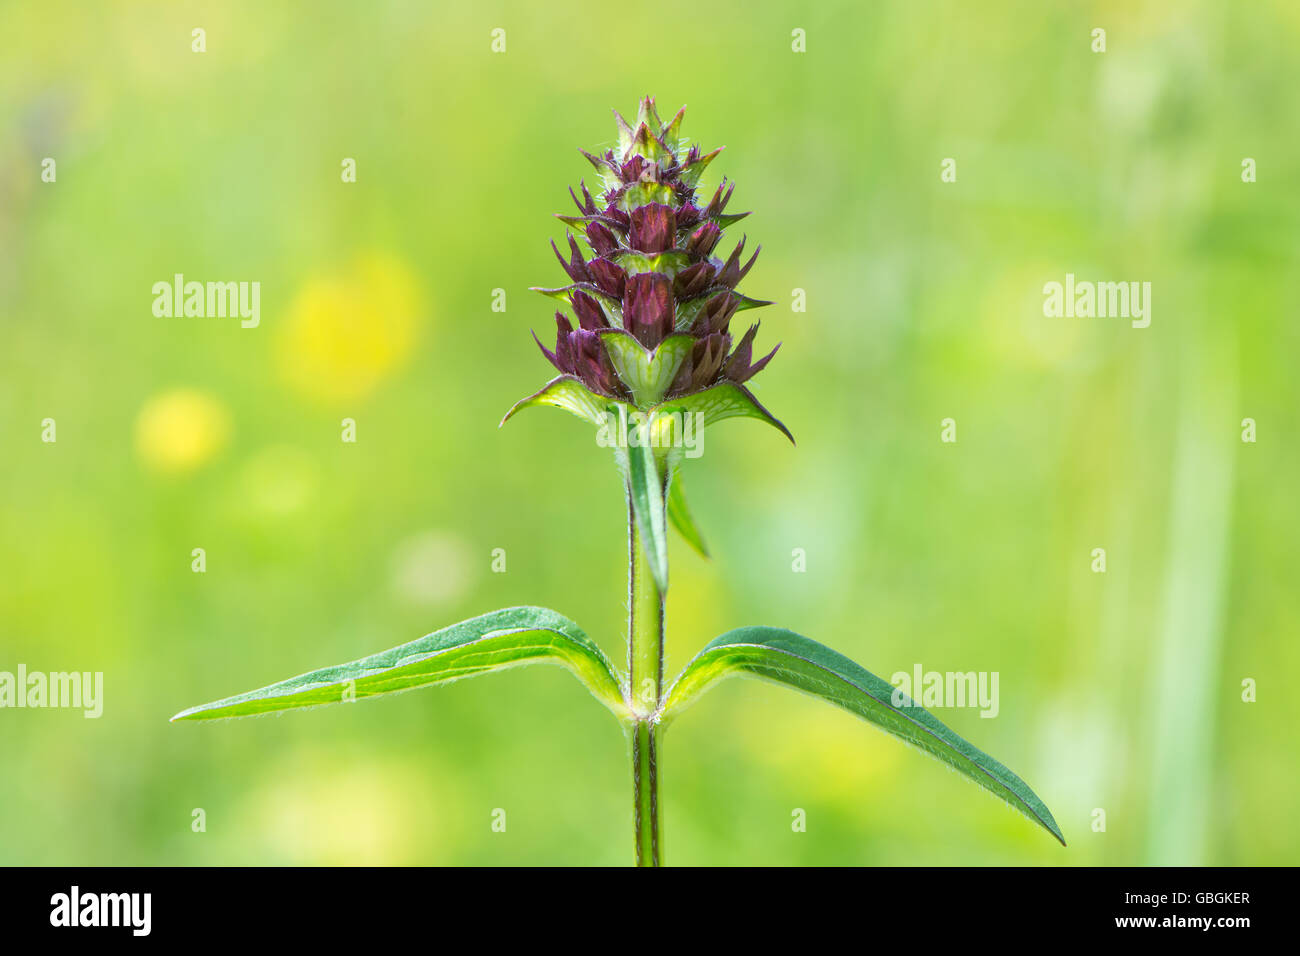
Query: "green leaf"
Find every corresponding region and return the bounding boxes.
[613,109,636,155]
[554,214,625,242]
[602,331,693,407]
[621,181,677,210]
[635,97,662,132]
[667,466,709,558]
[715,211,751,229]
[618,436,669,593]
[531,283,623,317]
[501,375,613,428]
[673,295,712,332]
[731,291,774,311]
[661,627,1065,846]
[673,290,771,334]
[661,105,686,157]
[662,381,794,445]
[609,249,691,278]
[629,123,670,164]
[171,606,628,722]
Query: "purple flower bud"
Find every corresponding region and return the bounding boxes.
[586,222,619,257]
[629,204,677,254]
[684,222,721,258]
[673,261,714,300]
[623,273,674,348]
[552,236,591,284]
[570,181,598,216]
[722,323,780,383]
[717,236,759,289]
[571,290,608,331]
[588,259,627,299]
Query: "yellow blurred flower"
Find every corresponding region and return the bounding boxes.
[134,388,231,475]
[278,253,422,405]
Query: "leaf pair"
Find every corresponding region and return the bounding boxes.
[172,609,1064,846]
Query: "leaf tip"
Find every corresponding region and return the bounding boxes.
[499,392,535,427]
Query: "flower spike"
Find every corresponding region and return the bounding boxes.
[514,98,787,424]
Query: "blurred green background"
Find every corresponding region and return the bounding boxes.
[2,0,1297,866]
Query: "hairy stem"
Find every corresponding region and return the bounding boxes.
[630,716,662,867]
[627,477,665,866]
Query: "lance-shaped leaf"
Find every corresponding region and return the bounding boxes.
[667,465,709,559]
[171,606,628,722]
[661,627,1065,846]
[661,380,794,444]
[616,437,669,594]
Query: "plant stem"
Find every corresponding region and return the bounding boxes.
[630,717,662,866]
[627,478,665,866]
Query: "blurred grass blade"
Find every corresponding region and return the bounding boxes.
[662,626,1065,845]
[667,466,709,558]
[171,606,627,722]
[619,440,669,592]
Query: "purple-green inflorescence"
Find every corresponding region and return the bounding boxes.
[505,96,792,442]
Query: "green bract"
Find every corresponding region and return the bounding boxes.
[173,97,1064,866]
